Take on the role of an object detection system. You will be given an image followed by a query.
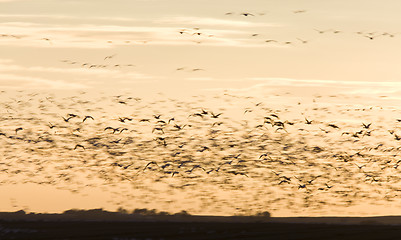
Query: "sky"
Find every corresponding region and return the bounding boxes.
[2,0,401,217]
[1,0,401,97]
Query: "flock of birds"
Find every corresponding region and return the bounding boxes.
[174,10,399,46]
[1,6,401,216]
[1,90,401,216]
[59,57,205,73]
[0,9,398,48]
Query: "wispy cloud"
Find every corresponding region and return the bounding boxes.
[0,60,158,89]
[0,16,282,48]
[245,77,401,88]
[0,61,156,79]
[203,77,401,98]
[185,77,215,81]
[0,14,140,22]
[157,16,281,28]
[0,73,87,89]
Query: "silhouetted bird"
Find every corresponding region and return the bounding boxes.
[15,127,23,134]
[83,116,94,122]
[74,144,85,150]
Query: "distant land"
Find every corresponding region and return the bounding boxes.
[3,209,401,240]
[1,208,401,225]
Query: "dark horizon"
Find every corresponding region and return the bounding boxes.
[2,208,401,240]
[3,208,401,225]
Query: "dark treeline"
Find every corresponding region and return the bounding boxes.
[0,208,271,222]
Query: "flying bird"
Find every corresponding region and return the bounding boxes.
[83,115,94,122]
[293,10,307,14]
[104,54,117,60]
[74,144,85,150]
[15,127,23,134]
[143,161,159,171]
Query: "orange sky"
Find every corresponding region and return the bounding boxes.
[0,0,401,97]
[1,0,401,217]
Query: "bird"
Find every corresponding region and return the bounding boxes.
[354,163,365,170]
[41,38,52,44]
[362,123,371,129]
[178,30,187,35]
[119,128,129,134]
[201,109,209,115]
[168,118,175,124]
[363,34,380,40]
[186,165,206,173]
[74,144,85,150]
[118,117,132,123]
[210,112,222,118]
[328,124,339,129]
[298,184,307,190]
[143,161,159,171]
[319,128,329,134]
[82,116,94,122]
[104,127,120,134]
[173,124,186,130]
[227,171,249,177]
[123,164,133,170]
[152,127,164,134]
[62,116,73,122]
[296,38,309,44]
[293,10,307,14]
[189,113,203,118]
[259,153,272,160]
[15,127,23,134]
[197,146,210,152]
[67,113,79,118]
[314,29,331,34]
[104,54,117,60]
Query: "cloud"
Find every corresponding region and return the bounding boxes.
[0,17,282,48]
[246,77,401,88]
[157,16,281,28]
[0,61,155,78]
[0,58,14,64]
[0,14,140,22]
[185,77,215,81]
[202,77,401,98]
[0,73,88,89]
[0,60,158,90]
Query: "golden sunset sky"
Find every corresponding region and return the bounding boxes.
[1,0,401,97]
[2,0,401,217]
